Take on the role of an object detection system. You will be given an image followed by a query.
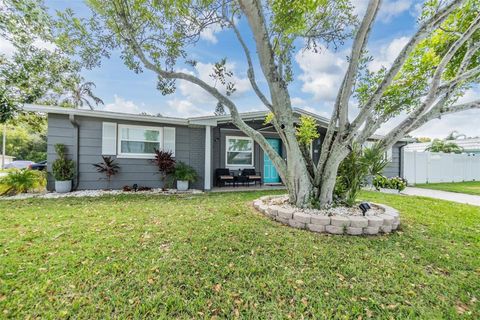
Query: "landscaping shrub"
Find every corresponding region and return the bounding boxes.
[92,156,120,187]
[173,161,198,182]
[362,143,389,179]
[152,150,175,190]
[335,143,393,206]
[335,143,368,207]
[52,144,75,181]
[373,175,407,191]
[0,169,46,196]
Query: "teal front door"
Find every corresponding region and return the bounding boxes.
[263,138,281,183]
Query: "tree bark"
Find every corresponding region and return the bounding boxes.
[317,146,349,208]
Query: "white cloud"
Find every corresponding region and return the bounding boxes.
[379,0,413,22]
[200,24,222,44]
[163,99,210,118]
[351,0,413,22]
[173,60,251,112]
[0,35,56,58]
[291,97,307,106]
[295,46,348,102]
[369,36,410,72]
[103,95,142,114]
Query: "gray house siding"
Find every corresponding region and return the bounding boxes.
[47,114,205,191]
[212,125,284,185]
[383,142,406,178]
[46,112,405,191]
[211,121,328,186]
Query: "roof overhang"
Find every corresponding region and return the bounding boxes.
[22,104,190,126]
[188,107,331,127]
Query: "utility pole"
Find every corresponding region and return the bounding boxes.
[1,123,6,169]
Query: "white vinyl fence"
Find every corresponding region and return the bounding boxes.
[403,151,480,184]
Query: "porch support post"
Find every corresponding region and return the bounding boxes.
[204,125,211,190]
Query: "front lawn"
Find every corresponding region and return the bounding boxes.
[1,191,479,318]
[415,180,480,196]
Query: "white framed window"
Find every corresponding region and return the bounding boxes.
[102,122,117,155]
[226,136,254,167]
[117,124,163,158]
[385,147,393,162]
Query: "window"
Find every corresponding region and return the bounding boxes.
[385,147,393,162]
[226,136,254,166]
[102,122,117,155]
[118,125,162,158]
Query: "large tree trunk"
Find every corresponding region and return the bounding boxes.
[316,146,349,208]
[285,148,313,207]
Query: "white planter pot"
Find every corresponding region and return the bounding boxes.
[176,180,189,191]
[55,180,72,193]
[379,188,399,194]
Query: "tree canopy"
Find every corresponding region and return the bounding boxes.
[0,0,102,123]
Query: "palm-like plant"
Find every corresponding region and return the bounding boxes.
[152,150,175,190]
[445,130,467,141]
[64,82,104,110]
[92,156,120,188]
[426,139,463,154]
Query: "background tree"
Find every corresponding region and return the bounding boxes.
[445,130,467,140]
[0,0,102,120]
[56,0,480,208]
[0,114,47,162]
[62,81,104,110]
[426,139,463,153]
[416,137,432,143]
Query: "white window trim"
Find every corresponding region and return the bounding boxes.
[225,135,254,167]
[102,122,117,155]
[117,124,163,159]
[385,147,393,162]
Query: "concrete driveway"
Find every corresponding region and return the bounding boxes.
[402,187,480,207]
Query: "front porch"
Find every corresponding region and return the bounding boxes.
[210,184,286,193]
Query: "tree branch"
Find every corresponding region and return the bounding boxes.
[337,0,381,133]
[379,12,480,148]
[111,0,290,179]
[228,16,273,110]
[347,0,464,139]
[407,99,480,134]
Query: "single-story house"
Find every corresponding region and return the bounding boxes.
[23,104,408,191]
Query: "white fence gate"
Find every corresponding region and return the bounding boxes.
[403,151,480,184]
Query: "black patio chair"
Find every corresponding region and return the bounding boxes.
[241,168,262,186]
[215,168,234,187]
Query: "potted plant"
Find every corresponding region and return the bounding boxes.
[92,156,120,189]
[152,149,176,190]
[52,144,75,193]
[173,161,198,191]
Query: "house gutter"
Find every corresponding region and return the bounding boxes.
[69,114,80,191]
[399,142,408,178]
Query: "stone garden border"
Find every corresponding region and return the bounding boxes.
[253,196,400,236]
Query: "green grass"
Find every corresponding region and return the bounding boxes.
[1,191,479,319]
[415,181,480,196]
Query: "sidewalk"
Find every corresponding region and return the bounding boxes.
[402,187,480,206]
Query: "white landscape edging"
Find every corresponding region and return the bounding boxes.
[253,196,401,236]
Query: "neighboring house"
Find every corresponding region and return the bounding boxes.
[1,155,15,168]
[405,138,480,155]
[23,104,408,191]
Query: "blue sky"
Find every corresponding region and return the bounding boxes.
[38,0,480,139]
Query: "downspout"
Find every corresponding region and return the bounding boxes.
[399,143,407,178]
[69,114,80,190]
